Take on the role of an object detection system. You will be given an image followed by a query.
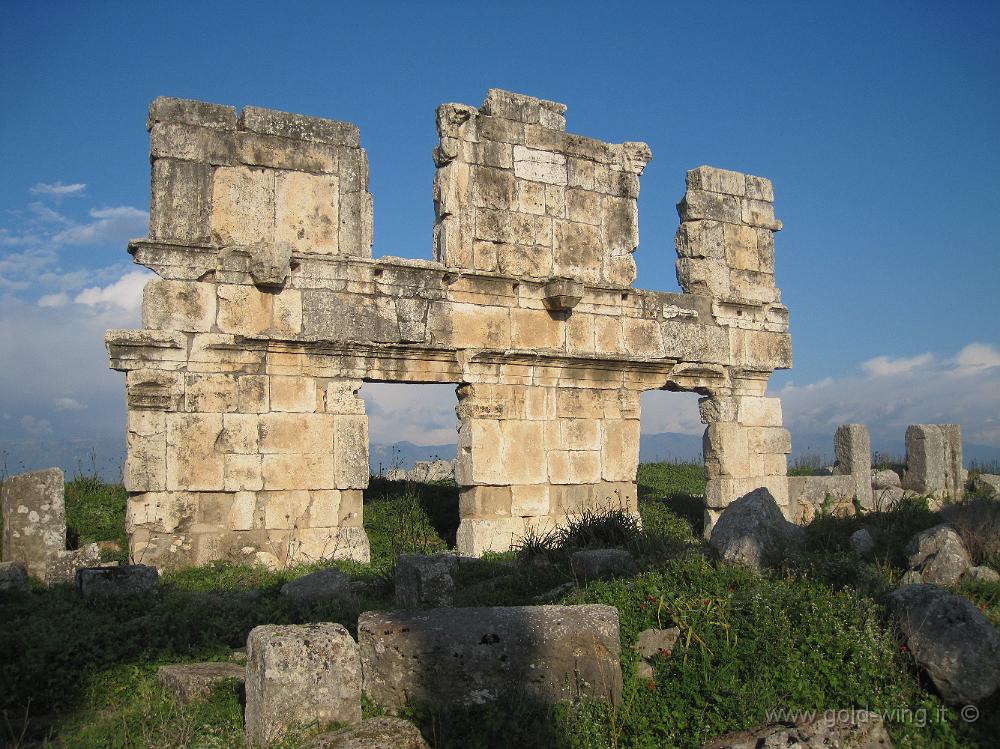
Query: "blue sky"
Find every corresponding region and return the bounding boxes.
[1,1,998,474]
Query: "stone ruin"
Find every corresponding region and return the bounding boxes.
[105,88,793,570]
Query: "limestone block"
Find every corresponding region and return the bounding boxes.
[557,388,604,419]
[334,415,370,489]
[675,220,725,262]
[560,419,601,451]
[834,424,871,475]
[217,284,272,336]
[259,412,333,454]
[594,316,626,356]
[150,159,213,244]
[166,413,225,491]
[510,308,562,350]
[729,329,793,371]
[235,131,339,173]
[623,318,664,358]
[675,258,730,297]
[903,424,964,499]
[77,565,158,596]
[125,410,167,492]
[338,190,374,258]
[548,450,601,484]
[358,605,621,709]
[184,373,238,413]
[677,190,741,224]
[275,171,339,254]
[456,517,524,556]
[553,221,602,284]
[516,179,546,215]
[224,454,263,491]
[567,158,596,190]
[270,375,317,412]
[0,468,66,579]
[729,269,778,304]
[496,242,552,278]
[126,369,184,411]
[302,290,400,344]
[239,106,361,147]
[150,122,234,165]
[262,453,335,491]
[498,421,545,484]
[471,166,515,210]
[218,413,260,454]
[604,253,637,288]
[566,188,601,225]
[567,313,596,355]
[45,544,101,585]
[723,223,764,271]
[704,423,751,479]
[476,115,524,144]
[143,279,217,332]
[736,396,783,427]
[602,196,639,252]
[148,97,237,130]
[0,561,28,593]
[157,662,246,705]
[741,198,781,230]
[513,146,567,185]
[212,166,275,247]
[430,302,510,349]
[685,166,746,196]
[602,420,640,482]
[238,375,270,413]
[746,426,792,455]
[660,320,729,364]
[481,89,568,128]
[459,486,512,518]
[245,623,361,746]
[510,485,550,516]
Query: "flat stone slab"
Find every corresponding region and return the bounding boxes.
[308,716,430,749]
[280,567,357,607]
[77,564,158,596]
[157,662,245,704]
[358,604,622,710]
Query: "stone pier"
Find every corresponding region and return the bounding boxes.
[107,89,793,569]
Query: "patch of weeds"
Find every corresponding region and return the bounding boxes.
[940,496,1000,567]
[64,476,128,563]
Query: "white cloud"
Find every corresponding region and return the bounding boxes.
[951,343,1000,375]
[51,206,147,247]
[362,383,459,446]
[28,201,70,224]
[19,415,52,437]
[38,292,69,308]
[73,269,151,312]
[53,397,86,411]
[30,181,86,198]
[640,391,703,435]
[861,352,934,377]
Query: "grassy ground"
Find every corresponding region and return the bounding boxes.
[1,465,998,748]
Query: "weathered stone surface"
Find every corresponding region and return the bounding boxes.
[359,605,622,709]
[834,423,873,508]
[965,565,1000,583]
[394,553,468,607]
[157,662,245,704]
[570,548,636,582]
[888,584,1000,705]
[903,424,964,500]
[280,567,357,607]
[850,528,876,556]
[77,564,159,596]
[905,525,971,586]
[634,627,680,659]
[407,459,455,483]
[308,717,430,749]
[708,488,805,570]
[0,561,28,592]
[245,623,361,746]
[1,468,66,580]
[701,711,892,749]
[45,543,101,585]
[872,469,901,490]
[972,473,1000,497]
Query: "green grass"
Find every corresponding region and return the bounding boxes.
[2,463,999,748]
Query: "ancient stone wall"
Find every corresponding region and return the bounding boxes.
[107,90,793,569]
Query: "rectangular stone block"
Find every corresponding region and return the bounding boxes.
[166,413,225,491]
[677,190,741,224]
[358,605,621,710]
[1,468,66,579]
[184,373,238,413]
[660,320,729,364]
[334,415,369,489]
[143,279,217,333]
[685,166,746,196]
[338,190,374,257]
[737,396,783,427]
[245,623,361,747]
[150,122,234,165]
[239,106,361,147]
[513,146,567,185]
[211,166,275,247]
[235,131,339,173]
[150,159,213,244]
[148,97,237,130]
[269,375,317,412]
[275,171,339,253]
[259,412,333,454]
[602,420,640,482]
[125,411,167,492]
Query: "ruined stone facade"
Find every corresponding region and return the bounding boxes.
[106,89,792,569]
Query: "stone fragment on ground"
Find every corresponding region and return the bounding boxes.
[633,626,680,680]
[888,583,1000,705]
[394,552,477,607]
[570,548,636,582]
[359,604,622,709]
[872,485,905,506]
[850,528,876,556]
[307,716,430,749]
[708,488,805,571]
[532,581,576,603]
[0,560,28,593]
[157,662,245,704]
[972,473,1000,497]
[904,524,971,586]
[0,467,65,580]
[45,543,102,586]
[245,622,361,746]
[77,564,158,596]
[700,710,892,748]
[964,565,1000,583]
[280,567,357,608]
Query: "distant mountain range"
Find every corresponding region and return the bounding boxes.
[3,432,998,483]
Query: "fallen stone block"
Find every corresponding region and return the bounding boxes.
[157,662,245,704]
[905,525,971,586]
[701,709,892,748]
[871,469,901,490]
[964,565,1000,583]
[280,567,357,608]
[45,543,101,585]
[307,716,430,749]
[708,488,805,571]
[394,553,477,607]
[850,528,876,556]
[570,548,636,582]
[359,604,622,710]
[634,627,680,660]
[972,473,1000,497]
[889,584,1000,705]
[77,564,159,596]
[0,561,28,593]
[245,623,361,746]
[1,467,66,580]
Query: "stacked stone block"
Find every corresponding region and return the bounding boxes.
[109,91,795,564]
[833,423,873,508]
[433,89,651,287]
[903,424,964,500]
